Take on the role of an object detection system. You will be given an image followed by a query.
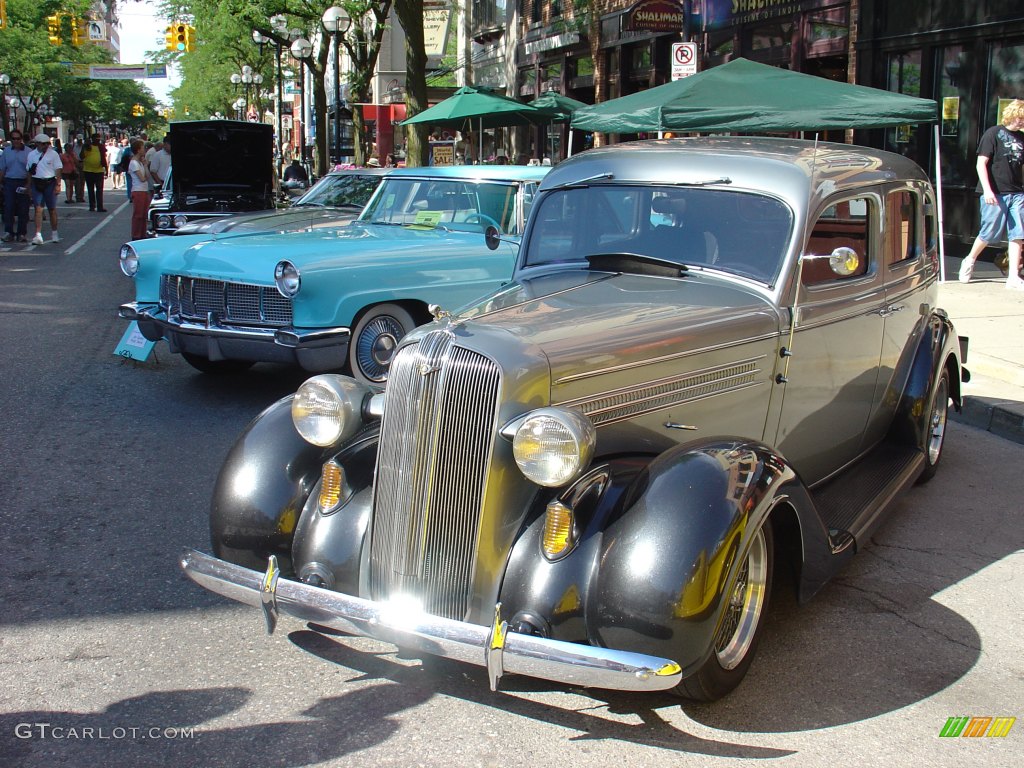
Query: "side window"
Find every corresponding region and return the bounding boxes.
[804,196,872,286]
[885,190,918,265]
[519,182,539,234]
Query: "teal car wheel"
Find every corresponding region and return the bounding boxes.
[348,304,415,384]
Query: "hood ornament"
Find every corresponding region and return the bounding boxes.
[429,303,451,322]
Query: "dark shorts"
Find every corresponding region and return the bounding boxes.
[30,178,58,210]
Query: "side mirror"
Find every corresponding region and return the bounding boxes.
[485,224,501,251]
[828,246,860,276]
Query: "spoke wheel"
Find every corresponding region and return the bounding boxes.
[348,304,415,384]
[917,368,950,484]
[714,526,769,670]
[676,518,774,701]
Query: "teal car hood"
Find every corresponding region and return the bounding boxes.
[158,222,497,282]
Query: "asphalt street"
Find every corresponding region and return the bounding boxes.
[0,196,1020,768]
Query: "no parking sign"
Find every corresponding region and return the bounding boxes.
[671,42,698,80]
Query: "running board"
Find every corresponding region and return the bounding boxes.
[811,442,924,549]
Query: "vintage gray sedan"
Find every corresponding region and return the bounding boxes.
[182,138,966,700]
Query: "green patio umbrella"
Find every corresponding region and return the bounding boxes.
[529,92,589,123]
[402,86,552,160]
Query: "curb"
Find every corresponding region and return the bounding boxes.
[951,396,1024,445]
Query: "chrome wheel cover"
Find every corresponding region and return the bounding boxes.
[927,375,949,465]
[355,315,404,382]
[714,526,769,671]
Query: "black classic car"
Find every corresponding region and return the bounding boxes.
[148,120,275,236]
[170,168,387,237]
[182,138,966,700]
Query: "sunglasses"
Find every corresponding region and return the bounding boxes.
[10,136,22,141]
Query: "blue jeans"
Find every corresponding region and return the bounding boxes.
[3,177,30,237]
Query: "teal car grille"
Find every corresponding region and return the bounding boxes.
[159,274,293,326]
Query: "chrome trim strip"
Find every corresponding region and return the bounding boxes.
[554,333,778,384]
[181,548,683,693]
[560,357,766,425]
[135,306,278,340]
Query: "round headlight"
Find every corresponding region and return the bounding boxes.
[275,260,301,297]
[156,214,171,229]
[291,374,371,447]
[512,408,596,487]
[172,214,189,228]
[119,243,139,276]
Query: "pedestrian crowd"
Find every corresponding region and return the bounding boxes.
[0,128,173,245]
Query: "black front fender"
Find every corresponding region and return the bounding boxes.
[211,395,334,572]
[588,439,798,677]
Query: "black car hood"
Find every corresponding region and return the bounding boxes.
[168,120,274,200]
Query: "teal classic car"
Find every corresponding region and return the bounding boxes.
[119,165,548,381]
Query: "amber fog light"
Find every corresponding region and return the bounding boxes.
[542,500,576,560]
[318,460,346,512]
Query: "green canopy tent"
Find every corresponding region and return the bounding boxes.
[570,58,937,134]
[402,85,552,161]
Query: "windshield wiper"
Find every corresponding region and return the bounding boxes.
[586,252,689,277]
[549,171,614,190]
[668,177,732,187]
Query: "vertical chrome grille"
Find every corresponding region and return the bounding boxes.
[370,331,501,620]
[159,274,293,326]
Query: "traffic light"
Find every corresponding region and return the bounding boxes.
[132,104,144,117]
[71,16,86,46]
[47,13,61,45]
[173,23,187,52]
[165,24,176,50]
[184,25,196,52]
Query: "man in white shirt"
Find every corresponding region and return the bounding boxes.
[26,133,63,244]
[148,137,171,192]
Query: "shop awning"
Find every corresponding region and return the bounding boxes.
[570,58,937,133]
[401,85,552,130]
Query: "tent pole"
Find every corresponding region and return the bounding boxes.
[480,118,483,163]
[933,124,947,282]
[568,128,574,157]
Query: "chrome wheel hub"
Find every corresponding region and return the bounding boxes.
[714,526,768,671]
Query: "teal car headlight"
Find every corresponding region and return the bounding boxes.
[291,375,371,447]
[275,260,301,297]
[512,408,596,487]
[119,243,139,276]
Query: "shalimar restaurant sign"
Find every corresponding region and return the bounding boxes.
[703,1,806,28]
[626,0,685,33]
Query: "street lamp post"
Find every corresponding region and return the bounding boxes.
[290,36,313,168]
[268,14,289,175]
[321,6,351,166]
[0,74,9,137]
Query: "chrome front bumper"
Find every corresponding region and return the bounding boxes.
[180,549,683,693]
[118,303,350,372]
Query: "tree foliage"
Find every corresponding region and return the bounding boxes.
[0,0,157,136]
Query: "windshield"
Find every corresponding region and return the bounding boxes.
[296,173,382,209]
[359,178,531,235]
[523,185,794,284]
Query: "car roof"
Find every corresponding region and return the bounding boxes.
[540,136,929,210]
[384,165,550,182]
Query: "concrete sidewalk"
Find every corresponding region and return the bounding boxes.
[940,253,1024,444]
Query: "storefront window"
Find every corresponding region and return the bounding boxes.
[987,40,1024,126]
[631,44,652,72]
[574,56,594,78]
[936,46,972,187]
[806,7,848,57]
[884,51,922,160]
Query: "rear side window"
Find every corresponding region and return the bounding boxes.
[885,190,918,265]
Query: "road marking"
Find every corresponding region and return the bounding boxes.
[65,198,132,255]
